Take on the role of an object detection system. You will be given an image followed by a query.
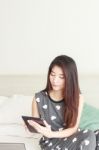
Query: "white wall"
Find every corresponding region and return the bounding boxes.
[0,0,99,75]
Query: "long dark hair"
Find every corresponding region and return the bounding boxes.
[44,55,80,128]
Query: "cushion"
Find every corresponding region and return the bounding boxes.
[0,95,33,125]
[0,124,41,138]
[0,96,8,107]
[80,103,99,131]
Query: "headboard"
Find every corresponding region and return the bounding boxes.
[0,74,99,108]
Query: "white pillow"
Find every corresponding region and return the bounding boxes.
[0,96,8,107]
[0,124,41,138]
[0,95,33,124]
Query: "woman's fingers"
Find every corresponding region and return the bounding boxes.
[28,120,52,138]
[28,120,41,132]
[43,120,51,129]
[28,120,37,126]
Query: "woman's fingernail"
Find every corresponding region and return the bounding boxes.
[28,120,31,123]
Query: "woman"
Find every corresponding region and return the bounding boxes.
[28,55,96,150]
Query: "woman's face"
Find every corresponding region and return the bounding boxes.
[49,65,65,92]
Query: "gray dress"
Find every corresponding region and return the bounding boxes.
[35,91,96,150]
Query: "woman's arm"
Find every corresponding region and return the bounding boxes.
[32,97,40,118]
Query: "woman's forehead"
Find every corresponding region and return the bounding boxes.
[51,65,64,74]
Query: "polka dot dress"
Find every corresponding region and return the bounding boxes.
[94,130,99,150]
[35,91,96,150]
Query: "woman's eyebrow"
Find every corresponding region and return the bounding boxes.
[51,70,55,73]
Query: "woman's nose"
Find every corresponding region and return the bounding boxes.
[53,76,58,83]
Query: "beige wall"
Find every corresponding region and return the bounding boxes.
[0,0,99,75]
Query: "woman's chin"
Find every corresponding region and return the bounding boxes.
[52,87,61,91]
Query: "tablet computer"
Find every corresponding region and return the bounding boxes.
[22,116,45,133]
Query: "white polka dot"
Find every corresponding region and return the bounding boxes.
[72,137,77,143]
[56,105,61,110]
[84,140,90,145]
[64,138,67,141]
[95,131,99,135]
[83,129,88,133]
[78,128,81,132]
[45,140,49,143]
[48,142,53,147]
[45,92,48,95]
[80,145,82,150]
[51,116,56,120]
[42,104,48,109]
[65,148,68,150]
[56,145,61,150]
[36,97,40,102]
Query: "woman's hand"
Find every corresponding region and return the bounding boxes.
[28,120,53,138]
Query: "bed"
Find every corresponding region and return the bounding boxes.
[0,75,99,150]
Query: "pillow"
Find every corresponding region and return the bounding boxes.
[0,96,8,107]
[0,95,33,125]
[0,124,41,138]
[80,103,99,131]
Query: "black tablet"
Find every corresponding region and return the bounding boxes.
[22,116,45,133]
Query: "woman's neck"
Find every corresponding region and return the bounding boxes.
[49,90,64,101]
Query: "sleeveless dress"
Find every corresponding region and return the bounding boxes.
[35,91,96,150]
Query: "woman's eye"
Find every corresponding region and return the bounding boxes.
[50,73,55,76]
[59,76,64,79]
[50,73,64,79]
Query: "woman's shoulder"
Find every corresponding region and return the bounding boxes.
[34,90,48,105]
[35,90,47,98]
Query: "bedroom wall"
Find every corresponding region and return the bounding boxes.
[0,0,99,75]
[0,75,99,108]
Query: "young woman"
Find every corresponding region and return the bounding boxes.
[28,55,96,150]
